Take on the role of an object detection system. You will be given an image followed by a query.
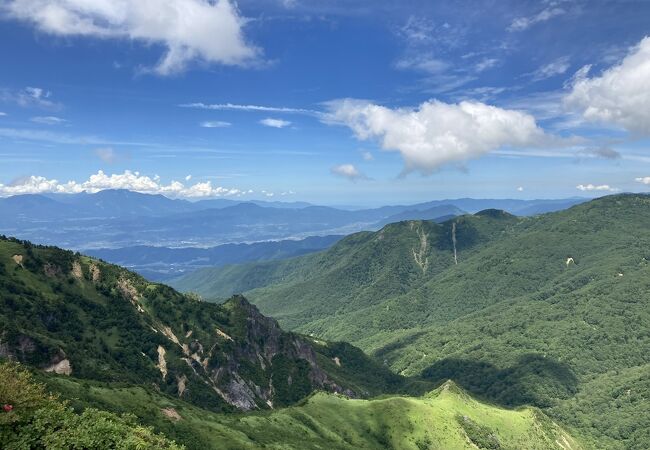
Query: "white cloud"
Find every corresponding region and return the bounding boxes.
[528,56,570,81]
[635,177,650,185]
[361,151,374,161]
[508,7,565,32]
[30,115,67,125]
[0,170,249,198]
[95,147,119,164]
[181,102,318,115]
[330,164,366,181]
[475,58,499,73]
[576,183,618,192]
[185,174,192,181]
[517,186,524,192]
[565,37,650,134]
[3,0,259,75]
[200,120,231,128]
[395,55,449,74]
[325,98,551,174]
[0,86,59,109]
[0,112,6,116]
[260,118,291,128]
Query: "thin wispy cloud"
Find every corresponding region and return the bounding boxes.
[0,86,60,109]
[260,118,291,128]
[527,56,571,82]
[200,120,232,128]
[180,102,319,115]
[508,7,566,32]
[30,116,67,125]
[576,146,621,160]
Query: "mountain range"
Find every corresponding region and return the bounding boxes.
[0,190,586,251]
[0,234,581,449]
[173,194,650,449]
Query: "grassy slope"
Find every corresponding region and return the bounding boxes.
[43,375,580,450]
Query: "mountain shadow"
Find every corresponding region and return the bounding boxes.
[421,353,578,408]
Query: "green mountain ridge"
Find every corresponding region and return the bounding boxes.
[0,235,584,449]
[0,236,402,414]
[173,193,650,449]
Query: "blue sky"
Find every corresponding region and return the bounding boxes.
[1,0,650,205]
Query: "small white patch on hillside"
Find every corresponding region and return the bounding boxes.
[216,328,233,341]
[11,254,24,267]
[71,261,83,279]
[156,345,168,380]
[45,359,72,376]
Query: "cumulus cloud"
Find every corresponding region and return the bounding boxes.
[635,177,650,185]
[576,183,618,192]
[2,0,259,75]
[330,164,366,181]
[325,98,551,174]
[30,115,67,125]
[517,186,524,192]
[565,37,650,134]
[508,7,566,32]
[0,170,248,198]
[260,118,291,128]
[200,120,231,128]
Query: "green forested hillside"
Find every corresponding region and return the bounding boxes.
[0,235,584,449]
[174,194,650,449]
[0,236,400,414]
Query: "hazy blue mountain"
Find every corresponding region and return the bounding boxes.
[0,189,586,250]
[87,235,343,281]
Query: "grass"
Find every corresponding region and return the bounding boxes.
[42,374,581,450]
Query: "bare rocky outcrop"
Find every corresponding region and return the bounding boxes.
[89,263,101,282]
[156,346,168,380]
[71,261,83,279]
[45,358,72,376]
[412,225,429,272]
[161,408,182,421]
[12,254,24,267]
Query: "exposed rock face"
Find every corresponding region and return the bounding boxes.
[168,296,355,411]
[45,358,72,376]
[11,254,23,267]
[71,261,83,279]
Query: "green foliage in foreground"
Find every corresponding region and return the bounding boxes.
[0,362,182,450]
